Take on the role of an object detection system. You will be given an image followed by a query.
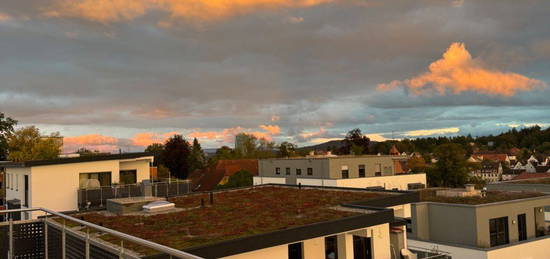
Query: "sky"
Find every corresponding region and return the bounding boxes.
[1,0,550,152]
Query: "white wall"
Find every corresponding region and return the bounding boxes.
[119,159,151,183]
[332,174,426,191]
[295,178,338,187]
[5,167,31,207]
[221,223,393,259]
[409,237,550,259]
[253,176,287,185]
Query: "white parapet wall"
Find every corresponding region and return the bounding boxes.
[409,236,550,259]
[318,174,426,191]
[253,176,287,185]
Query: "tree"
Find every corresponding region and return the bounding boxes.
[408,156,427,173]
[162,135,191,179]
[0,113,17,160]
[279,142,297,157]
[340,128,370,155]
[216,170,253,190]
[216,146,236,160]
[145,143,165,166]
[189,138,206,172]
[429,143,469,187]
[7,126,62,162]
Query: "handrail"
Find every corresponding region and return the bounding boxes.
[0,207,204,259]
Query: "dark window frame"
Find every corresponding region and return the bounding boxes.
[342,169,349,179]
[286,167,291,175]
[120,169,138,185]
[275,167,281,175]
[358,165,366,178]
[296,168,302,175]
[307,168,313,176]
[288,242,303,259]
[325,235,338,259]
[489,216,509,247]
[518,214,527,241]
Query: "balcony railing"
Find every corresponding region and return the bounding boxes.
[0,207,203,259]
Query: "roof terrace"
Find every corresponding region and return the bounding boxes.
[419,188,546,205]
[64,185,413,257]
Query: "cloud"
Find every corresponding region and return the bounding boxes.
[496,122,550,128]
[378,42,546,96]
[259,124,281,135]
[131,132,178,147]
[365,134,390,142]
[188,124,281,143]
[286,16,304,24]
[0,12,13,22]
[295,127,327,142]
[63,134,120,152]
[46,0,335,23]
[271,115,281,122]
[404,127,460,137]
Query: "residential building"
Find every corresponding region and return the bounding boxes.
[470,161,503,183]
[255,155,426,192]
[1,152,154,217]
[471,152,511,165]
[409,187,550,259]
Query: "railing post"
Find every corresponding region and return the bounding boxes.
[85,229,90,259]
[62,219,66,259]
[100,187,103,207]
[44,212,49,259]
[128,185,131,198]
[8,218,13,259]
[119,240,124,259]
[176,180,179,196]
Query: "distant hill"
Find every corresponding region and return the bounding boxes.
[297,139,345,152]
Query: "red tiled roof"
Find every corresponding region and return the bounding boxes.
[473,153,508,162]
[189,159,258,191]
[513,172,550,180]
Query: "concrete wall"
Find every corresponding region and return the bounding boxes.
[411,196,550,249]
[119,159,151,183]
[253,176,287,185]
[328,156,398,178]
[408,239,487,259]
[259,158,330,179]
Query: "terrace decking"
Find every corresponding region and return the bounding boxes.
[67,185,416,257]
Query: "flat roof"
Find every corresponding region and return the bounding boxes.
[419,189,547,205]
[70,185,416,257]
[1,152,153,168]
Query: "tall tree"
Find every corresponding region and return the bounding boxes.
[145,143,165,166]
[429,143,469,187]
[216,146,236,160]
[279,141,297,157]
[0,113,17,160]
[189,138,206,172]
[340,128,370,155]
[162,135,191,179]
[8,126,62,162]
[407,156,427,173]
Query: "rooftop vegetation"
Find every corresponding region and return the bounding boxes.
[419,189,546,205]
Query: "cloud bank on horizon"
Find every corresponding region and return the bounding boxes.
[1,0,550,152]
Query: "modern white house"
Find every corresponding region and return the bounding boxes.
[1,152,154,218]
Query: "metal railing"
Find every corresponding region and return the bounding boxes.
[408,245,452,259]
[78,180,191,210]
[0,207,203,259]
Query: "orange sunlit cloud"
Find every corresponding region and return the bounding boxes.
[131,131,178,147]
[259,125,281,135]
[378,42,546,96]
[47,0,335,23]
[188,124,281,143]
[63,134,120,152]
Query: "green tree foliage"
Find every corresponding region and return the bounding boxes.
[76,147,109,156]
[279,141,297,157]
[234,133,276,159]
[340,128,370,155]
[189,138,206,172]
[0,113,17,160]
[145,143,165,166]
[216,170,253,190]
[408,156,427,173]
[429,143,469,187]
[8,126,62,162]
[215,146,236,160]
[162,135,191,179]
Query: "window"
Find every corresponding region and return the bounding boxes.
[489,217,509,247]
[375,164,382,176]
[307,168,313,176]
[275,167,281,175]
[341,166,349,179]
[79,172,112,189]
[286,168,291,175]
[325,236,338,259]
[288,242,303,259]
[358,165,366,178]
[296,168,302,176]
[120,170,137,185]
[518,214,527,241]
[353,236,372,259]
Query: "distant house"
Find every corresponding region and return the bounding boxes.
[470,161,503,183]
[188,159,259,191]
[1,152,153,218]
[471,152,511,165]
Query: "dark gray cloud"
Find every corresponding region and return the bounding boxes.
[1,0,550,148]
